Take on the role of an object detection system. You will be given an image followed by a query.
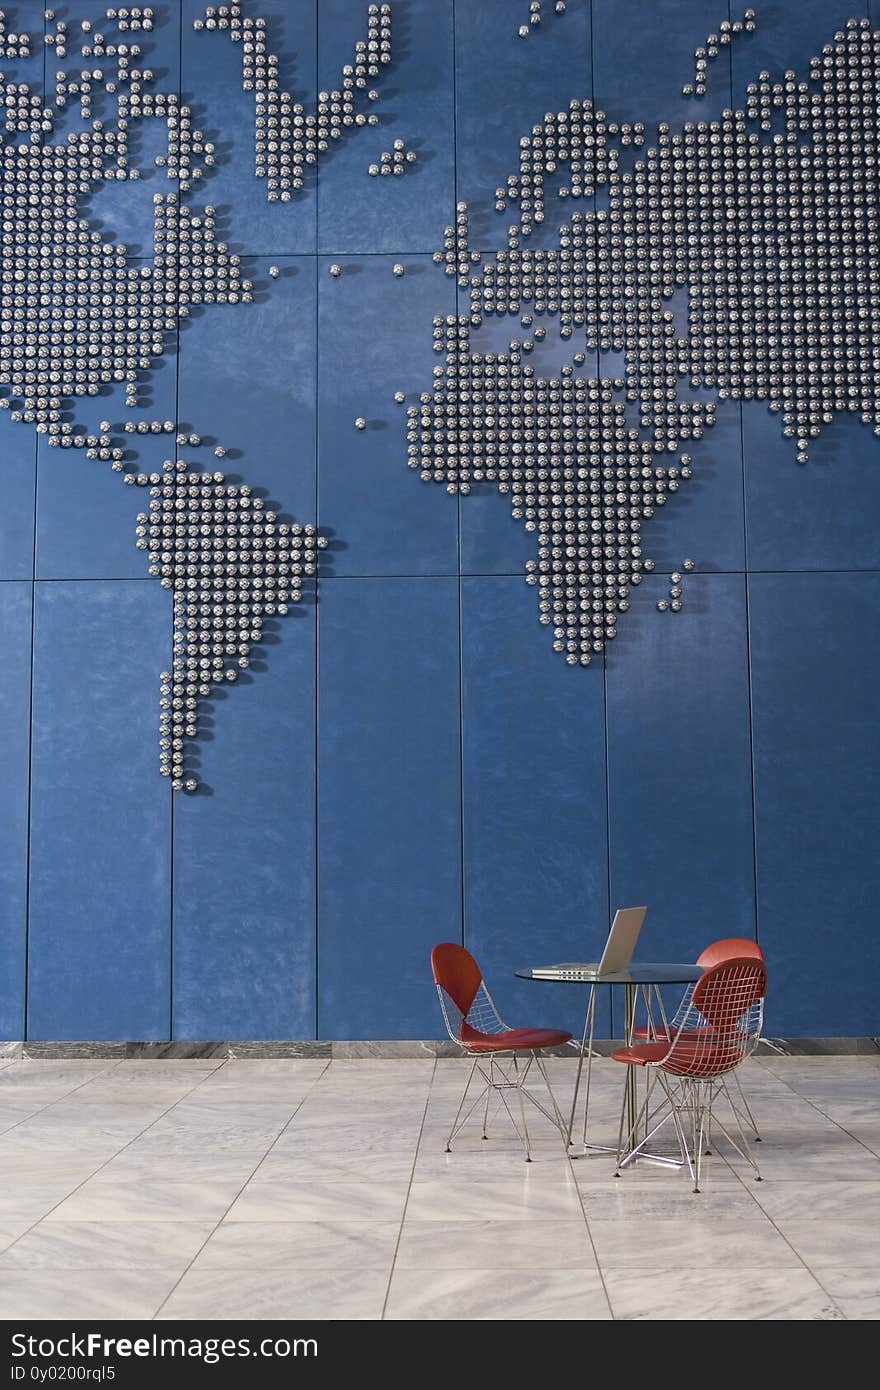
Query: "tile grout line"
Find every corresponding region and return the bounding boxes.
[694,1067,859,1317]
[380,1055,437,1320]
[721,1156,848,1317]
[562,1050,620,1311]
[151,1057,333,1318]
[0,1060,124,1147]
[0,1058,216,1258]
[763,1066,880,1159]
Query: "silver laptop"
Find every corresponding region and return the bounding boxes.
[531,907,647,980]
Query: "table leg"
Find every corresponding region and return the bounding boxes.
[566,982,596,1146]
[624,981,637,1141]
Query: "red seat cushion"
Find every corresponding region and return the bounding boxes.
[459,1024,572,1052]
[634,1025,705,1042]
[612,1042,669,1066]
[612,1039,744,1076]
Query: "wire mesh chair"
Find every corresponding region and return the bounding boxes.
[634,937,764,1142]
[612,957,766,1192]
[431,942,571,1162]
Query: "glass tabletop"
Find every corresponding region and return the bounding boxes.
[515,963,704,985]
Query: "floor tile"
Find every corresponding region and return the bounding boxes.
[0,1221,37,1252]
[740,1135,880,1181]
[749,1180,880,1227]
[95,1154,257,1186]
[276,1123,421,1157]
[0,1181,95,1224]
[587,1217,795,1268]
[134,1122,284,1158]
[206,1061,329,1081]
[807,1100,880,1129]
[395,1219,597,1270]
[0,1056,873,1320]
[384,1268,611,1320]
[572,1153,740,1186]
[0,1269,180,1320]
[839,1125,880,1157]
[810,1266,880,1319]
[405,1177,583,1222]
[225,1179,409,1223]
[193,1221,399,1270]
[0,1221,215,1271]
[158,1101,298,1128]
[762,1218,880,1267]
[46,1176,246,1223]
[412,1146,572,1181]
[158,1268,388,1320]
[576,1181,766,1220]
[601,1267,844,1320]
[255,1150,417,1184]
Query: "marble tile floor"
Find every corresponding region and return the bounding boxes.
[0,1055,876,1320]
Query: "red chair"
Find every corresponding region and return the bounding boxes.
[635,937,764,1141]
[612,957,766,1191]
[431,943,572,1161]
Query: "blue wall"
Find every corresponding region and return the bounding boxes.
[2,0,879,1040]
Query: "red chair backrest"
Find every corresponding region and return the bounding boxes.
[431,943,482,1017]
[692,957,766,1038]
[697,937,764,969]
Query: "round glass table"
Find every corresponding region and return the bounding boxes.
[516,963,704,1155]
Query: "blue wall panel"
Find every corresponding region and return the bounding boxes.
[635,400,746,576]
[606,574,756,965]
[455,0,592,212]
[750,573,880,1036]
[461,576,610,1039]
[455,0,592,579]
[0,422,37,583]
[172,602,317,1039]
[593,0,732,128]
[180,0,317,255]
[172,249,319,1039]
[317,253,458,576]
[27,581,171,1039]
[34,368,179,582]
[77,0,183,249]
[743,409,880,574]
[178,254,317,520]
[0,9,41,584]
[731,1,869,100]
[0,584,31,1039]
[2,2,880,1040]
[318,577,461,1038]
[316,0,455,254]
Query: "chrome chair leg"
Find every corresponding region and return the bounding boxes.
[664,1074,697,1188]
[729,1070,761,1140]
[512,1054,532,1162]
[708,1086,763,1183]
[534,1053,571,1155]
[482,1056,493,1139]
[693,1081,708,1192]
[614,1069,656,1174]
[445,1056,480,1153]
